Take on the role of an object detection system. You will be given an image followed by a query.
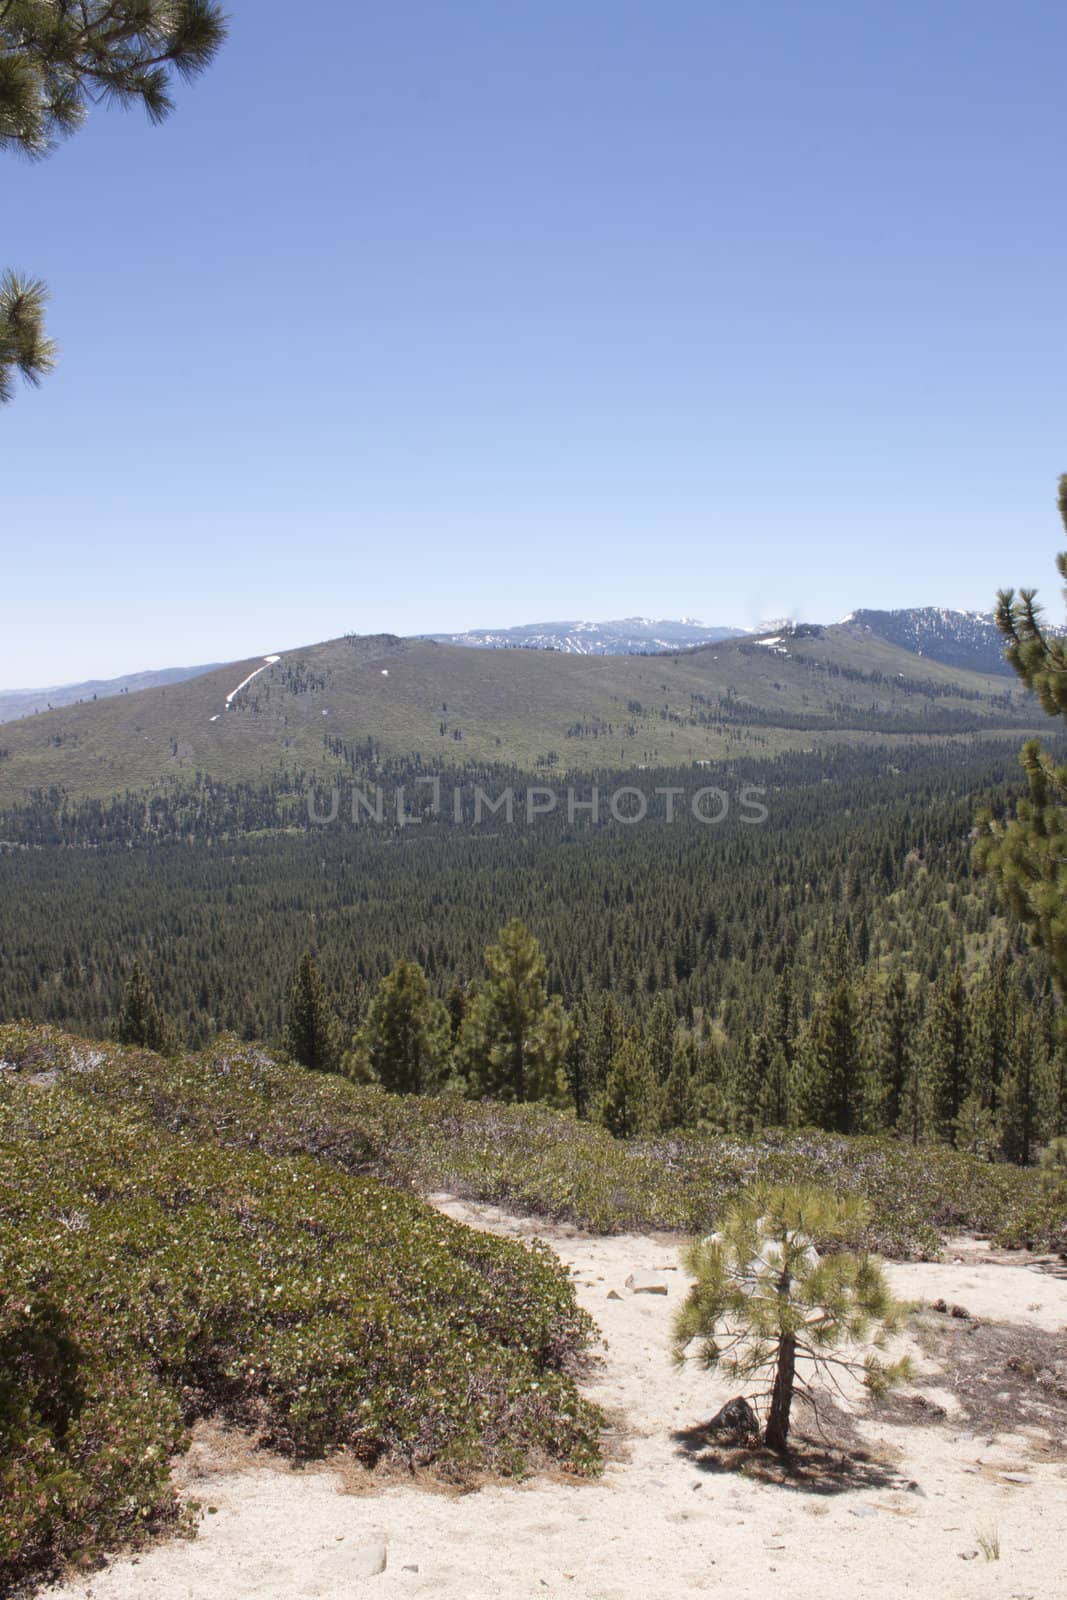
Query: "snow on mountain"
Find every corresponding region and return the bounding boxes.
[840,608,1016,675]
[422,619,748,655]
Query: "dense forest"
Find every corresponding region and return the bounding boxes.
[1,740,1062,1162]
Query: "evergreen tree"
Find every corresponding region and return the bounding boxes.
[284,950,341,1074]
[585,994,622,1112]
[999,1011,1044,1164]
[660,1034,697,1131]
[349,960,452,1094]
[924,968,970,1143]
[735,1030,772,1134]
[459,920,569,1104]
[673,1184,909,1453]
[975,479,1067,996]
[0,271,53,402]
[564,993,597,1117]
[1,0,227,401]
[647,992,678,1087]
[759,1043,792,1128]
[115,958,175,1052]
[969,955,1012,1113]
[596,1027,659,1138]
[869,967,915,1133]
[801,936,860,1133]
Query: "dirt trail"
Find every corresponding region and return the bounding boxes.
[47,1202,1067,1600]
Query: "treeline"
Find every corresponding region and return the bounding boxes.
[196,917,1065,1165]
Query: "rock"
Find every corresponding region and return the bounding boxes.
[625,1272,669,1295]
[351,1543,388,1577]
[999,1472,1033,1484]
[607,1289,622,1300]
[910,1394,947,1418]
[849,1506,875,1518]
[707,1396,760,1442]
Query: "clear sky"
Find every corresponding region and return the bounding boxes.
[4,0,1067,686]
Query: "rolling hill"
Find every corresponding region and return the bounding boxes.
[0,623,1045,811]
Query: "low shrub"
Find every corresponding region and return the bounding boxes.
[0,1065,601,1590]
[10,1024,1062,1258]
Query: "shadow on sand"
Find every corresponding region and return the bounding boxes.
[671,1417,912,1496]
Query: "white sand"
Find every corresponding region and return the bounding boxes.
[46,1202,1067,1600]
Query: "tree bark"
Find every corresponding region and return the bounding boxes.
[765,1331,796,1453]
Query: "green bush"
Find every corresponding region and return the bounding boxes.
[9,1024,1063,1258]
[0,1059,601,1590]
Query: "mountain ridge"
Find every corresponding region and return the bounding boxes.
[0,623,1044,811]
[5,604,1028,720]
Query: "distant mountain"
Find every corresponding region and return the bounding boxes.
[0,663,222,724]
[423,618,748,654]
[839,608,1018,677]
[0,626,1044,811]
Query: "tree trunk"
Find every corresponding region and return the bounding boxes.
[765,1332,796,1453]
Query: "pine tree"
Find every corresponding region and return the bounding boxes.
[349,960,452,1094]
[585,994,622,1110]
[673,1184,909,1453]
[869,967,915,1133]
[647,993,678,1088]
[735,1030,772,1134]
[975,479,1067,996]
[759,1043,792,1128]
[116,958,175,1052]
[1,1,227,401]
[0,271,54,402]
[801,939,860,1134]
[970,955,1012,1113]
[661,1034,697,1131]
[458,920,569,1104]
[564,993,597,1117]
[999,1011,1044,1164]
[596,1027,659,1139]
[924,968,970,1143]
[284,950,341,1074]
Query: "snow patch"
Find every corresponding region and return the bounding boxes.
[211,654,281,721]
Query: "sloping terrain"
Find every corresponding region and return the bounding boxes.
[42,1198,1067,1600]
[0,663,221,724]
[0,626,1043,807]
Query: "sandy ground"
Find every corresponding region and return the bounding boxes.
[45,1203,1067,1600]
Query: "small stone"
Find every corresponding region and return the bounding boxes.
[607,1289,622,1300]
[999,1472,1033,1484]
[707,1396,760,1442]
[625,1272,669,1295]
[352,1543,388,1577]
[401,1564,419,1573]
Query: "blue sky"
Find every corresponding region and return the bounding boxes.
[4,0,1067,685]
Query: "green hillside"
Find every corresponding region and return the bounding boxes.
[0,625,1043,807]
